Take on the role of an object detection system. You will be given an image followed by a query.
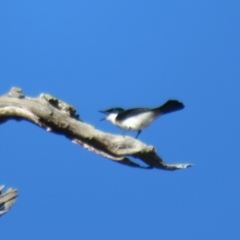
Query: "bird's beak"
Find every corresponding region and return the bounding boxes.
[99,110,107,121]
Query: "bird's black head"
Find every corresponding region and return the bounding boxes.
[99,107,125,121]
[99,107,125,115]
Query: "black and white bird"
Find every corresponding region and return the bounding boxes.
[99,100,184,138]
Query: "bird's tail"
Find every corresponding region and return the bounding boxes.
[155,100,184,115]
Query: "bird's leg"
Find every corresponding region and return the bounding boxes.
[135,130,142,139]
[121,130,126,137]
[121,127,130,138]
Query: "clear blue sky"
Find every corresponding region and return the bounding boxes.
[1,1,240,239]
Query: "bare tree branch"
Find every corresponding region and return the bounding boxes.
[0,87,193,170]
[0,185,18,216]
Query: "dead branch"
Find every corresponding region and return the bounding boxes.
[0,87,193,170]
[0,185,18,216]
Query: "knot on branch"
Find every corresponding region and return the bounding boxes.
[39,94,80,120]
[8,87,25,99]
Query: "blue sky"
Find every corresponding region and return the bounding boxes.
[1,1,240,239]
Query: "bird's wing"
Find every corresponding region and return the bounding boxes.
[116,108,151,121]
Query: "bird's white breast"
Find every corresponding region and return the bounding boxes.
[116,112,157,130]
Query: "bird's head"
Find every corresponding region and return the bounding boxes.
[99,107,124,122]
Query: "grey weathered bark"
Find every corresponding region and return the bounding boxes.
[0,87,193,170]
[0,185,18,216]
